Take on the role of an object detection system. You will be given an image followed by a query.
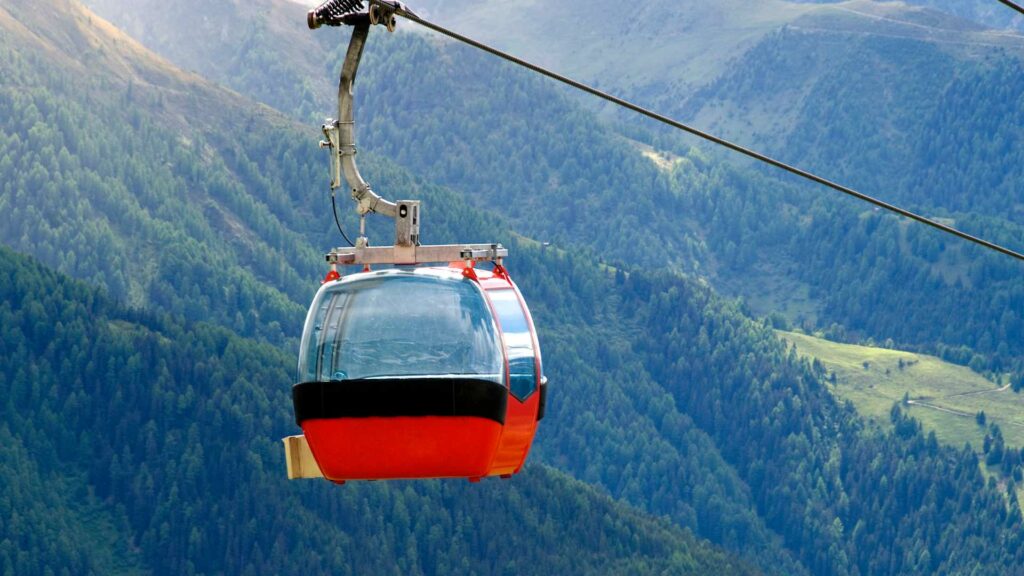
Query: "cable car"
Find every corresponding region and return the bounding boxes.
[291,264,547,482]
[285,2,547,483]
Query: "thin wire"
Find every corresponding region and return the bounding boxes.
[995,0,1024,18]
[331,191,355,247]
[374,1,1024,263]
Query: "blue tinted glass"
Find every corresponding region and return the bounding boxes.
[490,289,536,400]
[298,272,503,384]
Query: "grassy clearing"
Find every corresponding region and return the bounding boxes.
[778,330,1024,449]
[716,261,820,326]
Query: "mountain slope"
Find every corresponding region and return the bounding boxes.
[0,425,148,576]
[84,0,712,272]
[679,8,1024,221]
[6,1,1024,574]
[0,1,800,572]
[0,0,329,341]
[83,0,331,119]
[80,0,1024,374]
[617,268,1024,574]
[669,21,1024,370]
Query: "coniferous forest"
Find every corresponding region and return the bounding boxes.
[3,0,1024,574]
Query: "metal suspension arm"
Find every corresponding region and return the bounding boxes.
[323,21,397,218]
[309,0,522,259]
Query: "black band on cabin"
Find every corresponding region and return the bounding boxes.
[293,377,508,426]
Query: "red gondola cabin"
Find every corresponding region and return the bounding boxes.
[292,265,546,482]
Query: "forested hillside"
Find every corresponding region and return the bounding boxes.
[0,4,810,570]
[672,21,1024,372]
[618,269,1024,574]
[352,34,706,271]
[0,244,766,575]
[5,0,1024,574]
[0,0,328,341]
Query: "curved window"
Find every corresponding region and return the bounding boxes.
[298,273,504,384]
[490,289,537,400]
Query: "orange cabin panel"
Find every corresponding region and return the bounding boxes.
[302,416,503,481]
[292,266,545,482]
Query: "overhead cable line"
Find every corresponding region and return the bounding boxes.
[995,0,1024,18]
[365,0,1024,263]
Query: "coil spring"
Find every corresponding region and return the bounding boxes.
[308,0,365,28]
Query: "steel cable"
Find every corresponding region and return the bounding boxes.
[996,0,1024,18]
[371,0,1024,263]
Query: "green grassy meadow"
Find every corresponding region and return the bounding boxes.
[778,331,1024,449]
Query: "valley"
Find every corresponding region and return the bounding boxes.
[3,0,1024,573]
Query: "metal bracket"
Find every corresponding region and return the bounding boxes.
[395,200,420,246]
[283,435,325,480]
[326,243,508,266]
[320,121,343,189]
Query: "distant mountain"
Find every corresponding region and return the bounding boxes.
[87,0,818,103]
[356,0,1024,98]
[667,4,1024,370]
[676,3,1024,218]
[0,0,333,341]
[83,0,334,119]
[795,0,1024,31]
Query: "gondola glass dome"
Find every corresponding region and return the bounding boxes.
[298,269,504,385]
[292,266,546,482]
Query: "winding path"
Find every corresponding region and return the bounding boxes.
[906,387,1024,429]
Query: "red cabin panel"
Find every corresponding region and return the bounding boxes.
[293,265,545,482]
[303,417,503,480]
